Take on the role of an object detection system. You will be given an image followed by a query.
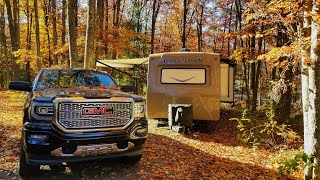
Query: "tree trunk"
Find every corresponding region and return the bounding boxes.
[97,0,105,59]
[227,2,233,56]
[197,4,204,52]
[150,0,160,54]
[13,0,19,44]
[52,0,58,65]
[244,62,250,105]
[61,0,66,45]
[235,0,243,47]
[67,0,79,68]
[84,0,96,69]
[302,0,311,179]
[112,0,121,59]
[34,0,41,71]
[305,1,320,179]
[4,0,20,80]
[181,0,187,49]
[105,0,109,55]
[26,0,32,82]
[43,0,52,66]
[0,3,9,86]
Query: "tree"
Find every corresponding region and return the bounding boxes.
[112,0,121,59]
[196,2,204,52]
[43,0,52,66]
[51,0,58,65]
[302,0,311,178]
[61,0,67,45]
[96,0,105,58]
[84,0,96,69]
[181,0,187,48]
[0,3,9,86]
[4,0,20,79]
[34,0,41,71]
[104,0,109,55]
[25,0,32,82]
[67,0,79,68]
[304,0,320,179]
[150,0,161,54]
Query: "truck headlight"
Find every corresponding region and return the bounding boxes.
[33,103,54,116]
[134,102,145,118]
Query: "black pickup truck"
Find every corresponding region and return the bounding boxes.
[9,68,148,177]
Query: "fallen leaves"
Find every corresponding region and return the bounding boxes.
[0,91,25,174]
[0,90,303,179]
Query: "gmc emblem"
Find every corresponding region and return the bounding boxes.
[82,107,113,115]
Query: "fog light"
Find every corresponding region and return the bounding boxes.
[28,134,49,145]
[135,128,148,137]
[30,134,48,140]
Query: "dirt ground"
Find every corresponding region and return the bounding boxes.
[0,91,302,179]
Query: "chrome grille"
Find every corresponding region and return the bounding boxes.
[58,102,132,129]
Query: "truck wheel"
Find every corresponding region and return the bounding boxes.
[50,164,66,173]
[125,154,142,164]
[19,147,40,177]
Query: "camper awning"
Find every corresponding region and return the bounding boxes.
[96,58,149,68]
[96,57,234,69]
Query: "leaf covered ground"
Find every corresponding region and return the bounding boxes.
[0,90,303,179]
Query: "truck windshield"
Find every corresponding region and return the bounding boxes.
[36,69,117,89]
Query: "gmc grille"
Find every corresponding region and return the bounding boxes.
[58,102,132,129]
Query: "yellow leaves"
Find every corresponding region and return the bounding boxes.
[258,45,297,63]
[312,13,320,25]
[13,49,36,64]
[255,33,264,38]
[0,91,24,172]
[230,48,250,62]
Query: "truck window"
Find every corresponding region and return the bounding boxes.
[36,69,117,89]
[161,68,206,84]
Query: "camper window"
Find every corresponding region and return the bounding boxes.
[160,68,206,84]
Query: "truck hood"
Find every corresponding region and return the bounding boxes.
[32,88,143,102]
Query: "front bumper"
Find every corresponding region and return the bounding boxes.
[22,119,148,165]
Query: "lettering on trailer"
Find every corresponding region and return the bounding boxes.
[162,58,203,64]
[82,107,113,115]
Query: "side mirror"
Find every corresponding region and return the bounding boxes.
[121,86,136,93]
[9,81,32,92]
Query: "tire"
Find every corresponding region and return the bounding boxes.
[124,154,142,164]
[19,146,40,178]
[50,164,66,173]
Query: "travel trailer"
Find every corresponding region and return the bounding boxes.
[147,52,234,121]
[96,52,235,122]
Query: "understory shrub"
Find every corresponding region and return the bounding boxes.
[230,102,301,148]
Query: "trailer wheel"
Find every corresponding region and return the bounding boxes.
[193,120,214,133]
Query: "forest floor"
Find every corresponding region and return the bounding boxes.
[0,90,303,179]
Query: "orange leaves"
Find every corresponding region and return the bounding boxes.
[303,58,313,66]
[0,90,304,179]
[0,91,24,173]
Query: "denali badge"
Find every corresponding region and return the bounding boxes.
[82,107,113,115]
